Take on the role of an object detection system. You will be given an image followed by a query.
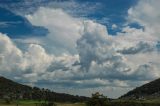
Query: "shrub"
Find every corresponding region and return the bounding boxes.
[4,98,11,104]
[86,92,109,106]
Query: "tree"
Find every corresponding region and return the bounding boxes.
[86,92,109,106]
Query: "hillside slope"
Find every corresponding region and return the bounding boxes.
[0,76,89,102]
[121,78,160,99]
[0,76,32,94]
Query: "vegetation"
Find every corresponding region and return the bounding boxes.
[86,92,109,106]
[0,99,85,106]
[121,78,160,99]
[1,76,160,106]
[0,76,89,104]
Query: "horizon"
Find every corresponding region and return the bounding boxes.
[0,0,160,98]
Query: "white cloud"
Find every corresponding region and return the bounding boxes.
[26,7,83,54]
[117,41,155,54]
[0,33,23,72]
[24,44,53,73]
[113,0,160,80]
[134,63,159,80]
[112,24,117,29]
[0,33,53,82]
[128,0,160,38]
[37,20,159,87]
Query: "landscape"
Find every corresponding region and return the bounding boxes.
[0,0,160,106]
[1,76,160,106]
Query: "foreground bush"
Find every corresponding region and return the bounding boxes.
[86,92,109,106]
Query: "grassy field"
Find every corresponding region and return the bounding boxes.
[0,100,86,106]
[56,103,85,106]
[0,103,85,106]
[1,99,160,106]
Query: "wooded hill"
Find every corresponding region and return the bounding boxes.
[121,78,160,99]
[0,76,89,102]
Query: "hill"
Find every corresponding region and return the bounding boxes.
[121,78,160,99]
[0,76,89,102]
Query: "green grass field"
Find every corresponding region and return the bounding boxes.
[1,99,160,106]
[56,103,85,106]
[0,100,86,106]
[0,103,85,106]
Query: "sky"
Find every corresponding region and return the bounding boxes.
[0,0,160,98]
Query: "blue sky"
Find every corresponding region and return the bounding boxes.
[0,0,138,37]
[0,0,160,98]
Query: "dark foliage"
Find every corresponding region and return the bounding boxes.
[121,78,160,98]
[86,92,109,106]
[0,76,89,103]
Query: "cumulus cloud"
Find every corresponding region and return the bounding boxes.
[0,33,53,82]
[26,7,83,54]
[128,0,160,37]
[117,41,155,55]
[0,33,23,72]
[112,24,117,29]
[35,19,160,89]
[77,21,112,70]
[133,64,159,81]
